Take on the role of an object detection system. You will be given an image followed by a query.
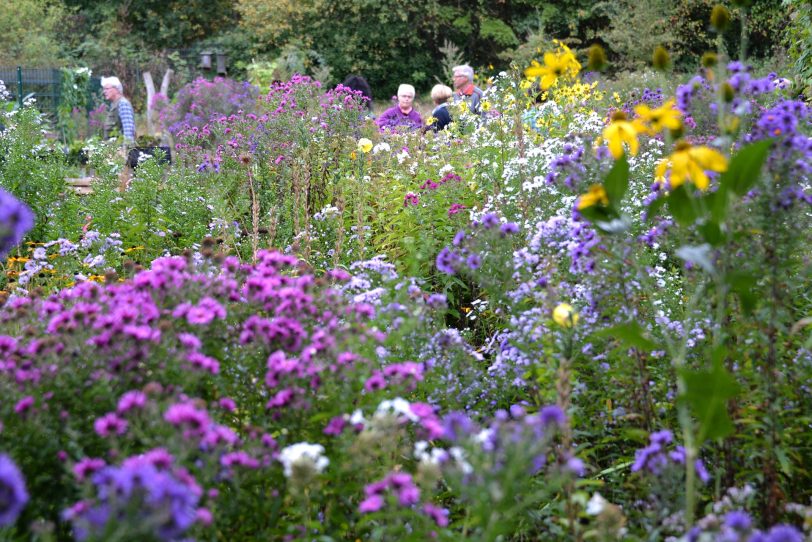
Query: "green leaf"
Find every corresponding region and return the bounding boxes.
[706,184,729,223]
[699,221,723,246]
[667,185,697,226]
[680,361,739,442]
[725,271,758,313]
[645,195,668,221]
[604,154,630,206]
[594,321,658,351]
[721,139,773,196]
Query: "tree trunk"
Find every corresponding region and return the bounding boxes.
[143,71,155,136]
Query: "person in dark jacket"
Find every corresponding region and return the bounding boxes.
[428,84,453,132]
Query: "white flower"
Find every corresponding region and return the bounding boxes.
[372,142,390,155]
[376,397,418,421]
[586,492,608,515]
[278,442,329,478]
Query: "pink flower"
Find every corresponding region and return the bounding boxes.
[93,413,128,437]
[359,494,384,513]
[73,458,106,481]
[116,390,147,414]
[14,396,34,414]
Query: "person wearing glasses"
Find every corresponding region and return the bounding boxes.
[451,65,484,116]
[375,84,423,133]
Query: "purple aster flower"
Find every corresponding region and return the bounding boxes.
[500,222,519,236]
[423,503,449,527]
[358,494,384,513]
[0,454,29,526]
[539,405,565,428]
[116,391,147,414]
[725,510,752,531]
[436,247,460,275]
[93,413,128,437]
[764,525,803,542]
[0,189,35,258]
[481,213,500,229]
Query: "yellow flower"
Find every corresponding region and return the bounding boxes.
[525,50,580,90]
[576,185,609,210]
[654,140,728,191]
[426,116,437,126]
[553,303,579,327]
[633,99,682,135]
[602,112,639,159]
[357,138,373,154]
[349,151,357,161]
[88,275,106,283]
[124,245,145,253]
[481,101,491,112]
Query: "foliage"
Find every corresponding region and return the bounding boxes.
[0,0,68,67]
[784,0,812,96]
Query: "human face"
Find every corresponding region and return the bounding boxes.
[397,92,414,112]
[452,73,468,90]
[102,85,121,102]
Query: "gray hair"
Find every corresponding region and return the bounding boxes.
[452,64,474,83]
[100,76,123,93]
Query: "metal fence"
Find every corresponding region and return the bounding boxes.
[0,67,101,121]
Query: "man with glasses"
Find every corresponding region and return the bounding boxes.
[451,65,484,116]
[101,76,136,189]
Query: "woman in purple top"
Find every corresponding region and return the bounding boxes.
[375,84,423,132]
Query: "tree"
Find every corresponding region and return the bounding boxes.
[0,0,68,67]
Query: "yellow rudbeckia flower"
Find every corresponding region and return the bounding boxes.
[357,138,373,154]
[602,112,639,159]
[553,303,579,327]
[524,50,580,90]
[655,141,728,191]
[576,185,609,210]
[633,99,682,135]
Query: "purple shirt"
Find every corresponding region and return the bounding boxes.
[375,106,423,132]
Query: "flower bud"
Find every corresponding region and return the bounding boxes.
[701,52,718,68]
[710,5,731,32]
[588,44,608,72]
[652,46,671,71]
[721,81,735,103]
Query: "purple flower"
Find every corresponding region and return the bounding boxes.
[93,413,128,437]
[116,391,147,414]
[764,525,804,542]
[539,405,565,428]
[423,503,449,527]
[0,454,29,526]
[500,222,519,236]
[358,494,384,513]
[436,247,460,275]
[0,188,35,258]
[724,510,752,531]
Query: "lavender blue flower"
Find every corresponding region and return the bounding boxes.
[0,454,29,526]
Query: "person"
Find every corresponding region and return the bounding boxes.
[341,74,374,115]
[101,76,136,143]
[451,64,484,116]
[375,84,423,132]
[427,84,453,132]
[101,76,136,190]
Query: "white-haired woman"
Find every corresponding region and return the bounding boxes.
[375,84,423,132]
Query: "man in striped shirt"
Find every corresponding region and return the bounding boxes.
[101,76,135,143]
